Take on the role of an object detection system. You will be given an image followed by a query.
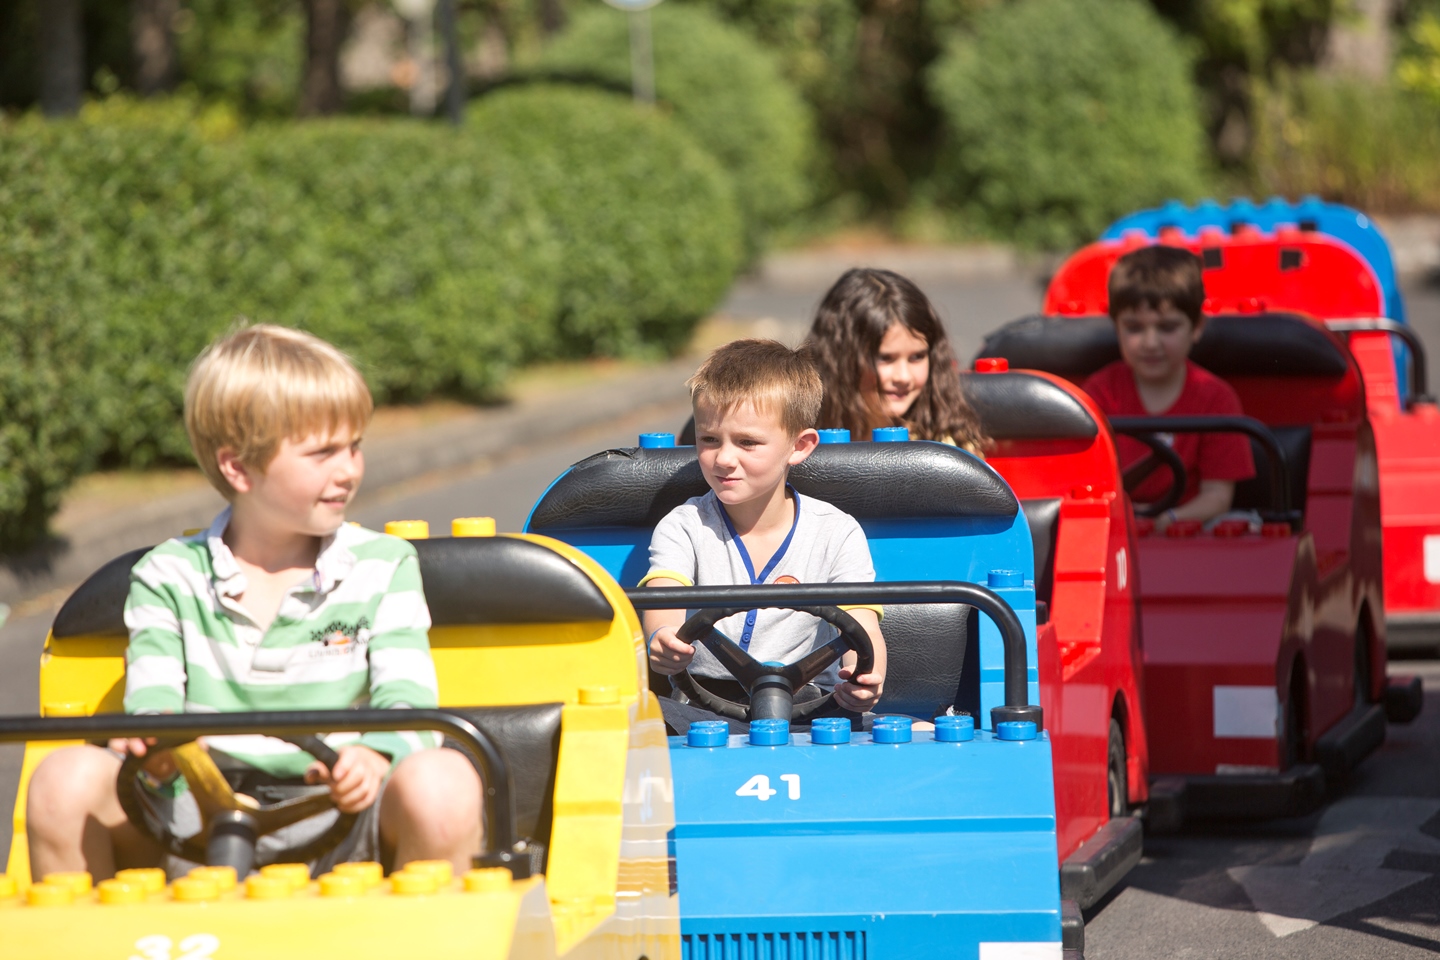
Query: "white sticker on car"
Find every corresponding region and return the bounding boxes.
[1213,685,1280,739]
[1425,535,1440,584]
[978,943,1062,960]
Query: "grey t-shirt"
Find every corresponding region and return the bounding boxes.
[643,490,877,687]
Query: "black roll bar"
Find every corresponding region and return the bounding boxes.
[0,708,531,877]
[625,581,1040,731]
[1325,318,1434,406]
[1108,415,1298,527]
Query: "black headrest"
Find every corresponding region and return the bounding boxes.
[50,537,613,639]
[960,371,1098,441]
[52,547,150,638]
[977,313,1351,380]
[528,443,1018,531]
[416,537,613,624]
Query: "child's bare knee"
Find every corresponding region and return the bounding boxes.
[388,749,482,826]
[28,746,120,830]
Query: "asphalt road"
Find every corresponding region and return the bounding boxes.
[2,266,1439,959]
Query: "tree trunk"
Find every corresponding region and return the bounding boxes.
[300,0,350,116]
[1324,0,1395,80]
[538,0,566,37]
[39,0,85,117]
[131,0,179,96]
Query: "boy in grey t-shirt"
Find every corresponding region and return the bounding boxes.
[642,339,887,714]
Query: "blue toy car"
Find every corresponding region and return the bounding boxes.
[527,436,1083,959]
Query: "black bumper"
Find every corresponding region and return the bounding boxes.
[1060,815,1143,910]
[1148,764,1326,827]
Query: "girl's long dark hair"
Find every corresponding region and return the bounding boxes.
[803,267,987,450]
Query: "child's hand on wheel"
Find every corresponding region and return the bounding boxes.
[649,626,696,675]
[306,744,391,813]
[834,664,884,713]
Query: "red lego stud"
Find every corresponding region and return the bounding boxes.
[1069,484,1095,499]
[1261,522,1291,538]
[1134,517,1156,537]
[1166,519,1204,538]
[975,357,1009,373]
[1212,519,1251,538]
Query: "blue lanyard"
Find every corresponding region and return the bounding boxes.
[717,486,800,651]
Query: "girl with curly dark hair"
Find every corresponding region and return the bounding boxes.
[803,268,988,453]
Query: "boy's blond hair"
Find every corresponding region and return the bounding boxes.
[185,324,373,498]
[688,339,822,436]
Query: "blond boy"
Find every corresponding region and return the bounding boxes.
[644,339,887,718]
[27,325,481,880]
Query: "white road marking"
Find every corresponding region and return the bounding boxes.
[1229,796,1440,937]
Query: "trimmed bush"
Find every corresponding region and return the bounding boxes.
[0,124,107,549]
[468,85,744,356]
[929,0,1209,249]
[537,4,815,254]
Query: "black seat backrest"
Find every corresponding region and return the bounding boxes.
[977,313,1351,380]
[528,442,1019,530]
[880,603,980,720]
[1232,426,1312,516]
[960,370,1099,441]
[1021,499,1061,608]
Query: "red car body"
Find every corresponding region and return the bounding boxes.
[979,228,1416,821]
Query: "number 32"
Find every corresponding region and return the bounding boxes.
[130,934,220,960]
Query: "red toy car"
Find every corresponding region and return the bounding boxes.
[960,366,1149,902]
[979,228,1421,825]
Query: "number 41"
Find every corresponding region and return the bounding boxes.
[736,774,800,801]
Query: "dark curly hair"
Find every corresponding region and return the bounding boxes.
[803,268,987,451]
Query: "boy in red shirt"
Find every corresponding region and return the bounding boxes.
[1084,246,1254,531]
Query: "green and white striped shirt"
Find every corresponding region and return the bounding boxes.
[123,509,439,777]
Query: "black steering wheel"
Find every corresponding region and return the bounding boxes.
[1119,431,1188,518]
[669,603,875,722]
[117,734,356,876]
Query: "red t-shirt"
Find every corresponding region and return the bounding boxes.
[1084,360,1255,505]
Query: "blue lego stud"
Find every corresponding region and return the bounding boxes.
[817,428,852,444]
[639,432,676,449]
[934,714,975,742]
[749,718,790,746]
[997,720,1038,742]
[686,720,729,748]
[810,717,852,745]
[872,426,909,442]
[987,569,1024,588]
[871,716,913,744]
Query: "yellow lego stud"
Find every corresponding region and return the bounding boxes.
[384,520,430,540]
[451,516,497,537]
[319,873,365,898]
[245,875,293,901]
[463,868,511,894]
[41,702,88,718]
[116,868,166,895]
[189,865,237,892]
[45,871,92,896]
[0,874,16,899]
[260,863,312,892]
[579,685,620,705]
[404,859,454,884]
[26,882,73,907]
[172,876,221,902]
[391,871,440,896]
[334,861,383,889]
[98,879,145,905]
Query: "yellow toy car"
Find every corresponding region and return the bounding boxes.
[1,525,678,960]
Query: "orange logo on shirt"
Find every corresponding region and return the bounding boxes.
[773,575,800,585]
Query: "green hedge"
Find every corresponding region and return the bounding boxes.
[929,0,1209,249]
[468,85,743,357]
[537,4,814,255]
[0,90,744,550]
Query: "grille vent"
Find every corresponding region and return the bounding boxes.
[681,930,866,960]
